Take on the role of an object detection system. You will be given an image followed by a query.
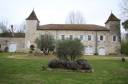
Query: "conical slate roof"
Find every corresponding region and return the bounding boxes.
[26,10,39,21]
[105,13,120,24]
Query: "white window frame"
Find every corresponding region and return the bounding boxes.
[87,35,93,41]
[80,35,83,40]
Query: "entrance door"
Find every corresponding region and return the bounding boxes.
[84,46,94,55]
[8,43,17,52]
[98,48,106,55]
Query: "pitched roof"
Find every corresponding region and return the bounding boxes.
[38,24,109,31]
[26,10,39,21]
[105,13,120,24]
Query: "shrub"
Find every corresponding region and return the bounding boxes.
[66,61,79,70]
[48,59,60,68]
[56,39,84,61]
[48,59,92,71]
[76,59,92,70]
[35,34,55,55]
[121,40,128,56]
[42,65,47,71]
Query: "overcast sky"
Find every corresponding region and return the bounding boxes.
[0,0,121,26]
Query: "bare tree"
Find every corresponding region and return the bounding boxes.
[120,0,128,30]
[16,21,26,33]
[0,18,8,33]
[65,11,86,24]
[120,0,128,19]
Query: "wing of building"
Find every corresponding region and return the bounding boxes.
[0,10,121,55]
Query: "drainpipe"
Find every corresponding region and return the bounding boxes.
[95,31,98,55]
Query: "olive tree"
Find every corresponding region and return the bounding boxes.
[35,34,55,55]
[0,19,8,33]
[121,40,128,56]
[56,39,84,61]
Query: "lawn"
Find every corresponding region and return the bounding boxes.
[0,53,128,84]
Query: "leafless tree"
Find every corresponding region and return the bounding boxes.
[0,18,8,32]
[17,21,26,33]
[120,0,128,19]
[65,11,86,24]
[120,0,128,31]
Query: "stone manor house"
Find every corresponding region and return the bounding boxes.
[0,10,121,55]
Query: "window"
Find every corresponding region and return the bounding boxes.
[88,35,91,41]
[80,35,83,40]
[61,35,65,40]
[113,36,117,41]
[98,35,105,41]
[100,35,103,41]
[69,35,73,40]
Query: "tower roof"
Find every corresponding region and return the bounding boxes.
[26,10,39,21]
[105,13,120,24]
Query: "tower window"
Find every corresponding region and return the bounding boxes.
[113,36,117,41]
[100,35,103,41]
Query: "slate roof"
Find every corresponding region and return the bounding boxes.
[26,10,39,21]
[105,13,120,24]
[38,24,109,31]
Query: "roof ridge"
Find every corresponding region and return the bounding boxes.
[38,24,109,31]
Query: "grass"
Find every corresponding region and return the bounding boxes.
[0,53,128,84]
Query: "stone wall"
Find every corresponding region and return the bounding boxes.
[28,29,119,55]
[25,20,121,55]
[0,37,25,52]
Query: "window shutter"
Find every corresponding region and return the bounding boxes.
[98,35,100,41]
[85,35,87,41]
[103,36,106,41]
[92,35,95,41]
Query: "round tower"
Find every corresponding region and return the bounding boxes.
[105,13,121,54]
[25,10,39,48]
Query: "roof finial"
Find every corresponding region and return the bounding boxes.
[111,10,113,14]
[33,8,34,11]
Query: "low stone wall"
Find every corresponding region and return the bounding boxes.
[0,37,25,52]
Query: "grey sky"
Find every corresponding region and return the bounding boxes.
[0,0,121,26]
